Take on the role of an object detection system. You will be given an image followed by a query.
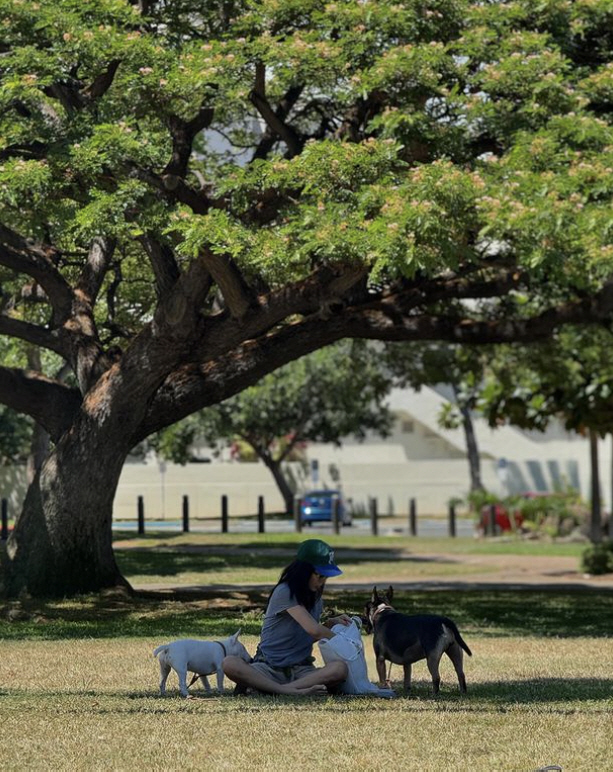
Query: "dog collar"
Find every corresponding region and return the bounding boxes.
[372,602,393,623]
[218,641,227,657]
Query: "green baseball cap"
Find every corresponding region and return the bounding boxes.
[296,539,342,577]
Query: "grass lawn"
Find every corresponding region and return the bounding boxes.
[111,530,586,588]
[1,532,610,771]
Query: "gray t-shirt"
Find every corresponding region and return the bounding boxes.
[257,582,323,667]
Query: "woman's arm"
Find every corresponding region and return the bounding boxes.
[286,605,335,640]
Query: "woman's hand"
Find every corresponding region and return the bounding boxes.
[326,614,352,628]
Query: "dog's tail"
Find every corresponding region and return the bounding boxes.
[446,620,472,657]
[153,644,168,659]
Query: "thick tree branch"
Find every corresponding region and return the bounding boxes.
[0,225,73,319]
[252,83,304,160]
[201,248,255,319]
[164,105,215,178]
[0,141,48,161]
[131,164,214,214]
[0,366,81,441]
[0,316,66,357]
[83,59,121,100]
[250,62,303,158]
[76,236,116,303]
[152,253,213,338]
[135,277,613,441]
[139,233,181,299]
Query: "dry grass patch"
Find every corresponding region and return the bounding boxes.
[1,635,611,771]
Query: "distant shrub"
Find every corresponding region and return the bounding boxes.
[581,541,613,575]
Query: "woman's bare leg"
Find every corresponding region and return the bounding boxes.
[222,656,346,696]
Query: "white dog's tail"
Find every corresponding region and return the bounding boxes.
[153,645,168,659]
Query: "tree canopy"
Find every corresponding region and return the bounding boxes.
[3,0,613,596]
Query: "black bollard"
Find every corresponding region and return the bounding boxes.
[294,495,302,533]
[221,495,229,533]
[182,495,189,533]
[257,495,265,533]
[448,503,456,538]
[1,498,8,541]
[370,497,378,536]
[137,496,145,535]
[332,495,340,535]
[488,504,497,537]
[409,497,417,537]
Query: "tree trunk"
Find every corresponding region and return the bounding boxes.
[589,429,602,544]
[610,434,613,540]
[4,417,131,598]
[26,422,50,485]
[260,454,295,515]
[459,401,484,492]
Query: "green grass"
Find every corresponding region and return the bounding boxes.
[1,587,611,641]
[1,533,611,770]
[113,528,587,557]
[111,530,586,588]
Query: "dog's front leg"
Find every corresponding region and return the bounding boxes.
[178,670,190,698]
[215,668,225,693]
[375,654,387,686]
[402,663,412,693]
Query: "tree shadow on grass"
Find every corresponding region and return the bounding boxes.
[331,588,613,639]
[12,677,610,713]
[113,542,457,580]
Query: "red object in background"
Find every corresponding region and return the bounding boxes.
[480,502,524,533]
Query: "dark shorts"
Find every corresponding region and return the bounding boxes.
[250,660,317,685]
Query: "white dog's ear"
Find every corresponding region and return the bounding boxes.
[232,628,241,640]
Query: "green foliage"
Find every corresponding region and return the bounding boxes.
[0,405,32,464]
[478,327,613,436]
[581,540,613,575]
[3,0,613,295]
[512,491,585,537]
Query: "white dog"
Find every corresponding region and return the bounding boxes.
[153,630,250,697]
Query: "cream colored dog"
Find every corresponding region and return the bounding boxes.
[153,630,250,697]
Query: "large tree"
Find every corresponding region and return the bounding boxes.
[154,341,394,514]
[3,1,613,596]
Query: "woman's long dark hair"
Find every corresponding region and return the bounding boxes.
[270,560,321,611]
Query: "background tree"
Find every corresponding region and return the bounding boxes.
[156,342,394,514]
[386,343,490,493]
[478,327,613,542]
[3,1,613,596]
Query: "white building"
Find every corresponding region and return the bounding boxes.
[1,386,606,520]
[110,385,602,520]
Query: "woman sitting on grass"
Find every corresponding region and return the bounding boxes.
[223,539,350,696]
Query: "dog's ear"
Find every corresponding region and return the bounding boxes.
[386,586,394,602]
[232,629,241,640]
[371,586,379,603]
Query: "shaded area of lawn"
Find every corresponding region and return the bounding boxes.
[1,533,609,642]
[1,586,611,642]
[377,588,613,640]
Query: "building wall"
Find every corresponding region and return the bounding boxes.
[0,450,597,522]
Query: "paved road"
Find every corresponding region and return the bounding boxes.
[112,516,476,538]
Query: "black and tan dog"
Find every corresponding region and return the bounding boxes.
[363,586,472,695]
